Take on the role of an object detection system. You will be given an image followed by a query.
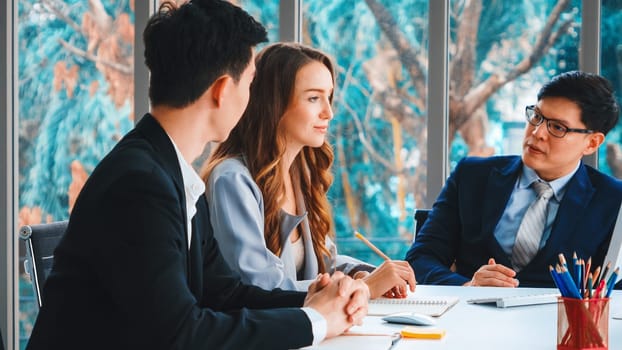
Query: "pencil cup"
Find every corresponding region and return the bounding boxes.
[557,297,609,350]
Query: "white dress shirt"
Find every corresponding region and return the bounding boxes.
[169,138,205,249]
[168,138,327,344]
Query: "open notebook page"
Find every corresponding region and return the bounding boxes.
[368,295,459,316]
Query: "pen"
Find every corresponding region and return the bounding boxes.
[388,333,401,350]
[354,231,391,261]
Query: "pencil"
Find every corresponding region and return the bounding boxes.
[605,267,619,298]
[584,257,591,292]
[549,265,566,297]
[559,266,582,299]
[558,253,567,268]
[354,231,390,261]
[575,258,582,291]
[598,261,611,286]
[592,266,601,286]
[587,273,593,299]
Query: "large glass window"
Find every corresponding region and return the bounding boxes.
[18,0,134,346]
[303,0,429,264]
[599,0,622,178]
[448,0,581,167]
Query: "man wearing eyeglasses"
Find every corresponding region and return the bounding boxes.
[406,71,622,288]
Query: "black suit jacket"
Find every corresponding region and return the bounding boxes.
[407,156,622,287]
[27,114,313,350]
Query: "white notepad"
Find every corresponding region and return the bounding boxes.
[368,296,459,316]
[466,293,560,308]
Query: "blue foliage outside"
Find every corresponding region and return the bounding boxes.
[598,0,622,174]
[18,1,134,347]
[19,0,133,222]
[304,0,427,264]
[449,0,582,168]
[239,0,279,44]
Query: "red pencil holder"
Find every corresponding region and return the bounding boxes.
[557,297,609,350]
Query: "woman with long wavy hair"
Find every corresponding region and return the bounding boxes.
[202,42,416,298]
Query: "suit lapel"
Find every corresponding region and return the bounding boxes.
[480,158,523,266]
[135,114,187,207]
[135,114,191,273]
[188,197,208,297]
[536,163,595,265]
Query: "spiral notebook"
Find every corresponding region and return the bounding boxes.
[368,296,459,316]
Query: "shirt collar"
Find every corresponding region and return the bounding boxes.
[518,161,580,201]
[168,137,205,213]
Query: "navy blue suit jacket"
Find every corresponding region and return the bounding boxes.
[406,156,622,288]
[27,115,313,350]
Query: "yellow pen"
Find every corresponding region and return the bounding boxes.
[354,230,391,261]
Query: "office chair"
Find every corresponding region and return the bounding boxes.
[414,209,431,236]
[413,209,457,272]
[18,221,68,308]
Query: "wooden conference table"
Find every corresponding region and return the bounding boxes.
[304,285,622,350]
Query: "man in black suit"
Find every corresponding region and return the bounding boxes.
[26,1,369,349]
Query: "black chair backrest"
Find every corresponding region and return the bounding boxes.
[18,221,68,308]
[414,209,431,236]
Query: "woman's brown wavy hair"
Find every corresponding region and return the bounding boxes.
[202,42,336,273]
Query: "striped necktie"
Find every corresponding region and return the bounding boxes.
[512,181,554,271]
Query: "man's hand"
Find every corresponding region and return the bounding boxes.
[304,272,370,338]
[358,261,417,299]
[464,258,519,287]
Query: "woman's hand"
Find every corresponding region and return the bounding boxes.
[355,261,417,299]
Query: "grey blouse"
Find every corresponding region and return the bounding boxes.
[206,157,374,291]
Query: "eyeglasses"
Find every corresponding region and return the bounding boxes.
[525,105,594,138]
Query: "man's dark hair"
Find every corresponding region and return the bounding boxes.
[537,70,620,135]
[143,0,267,108]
